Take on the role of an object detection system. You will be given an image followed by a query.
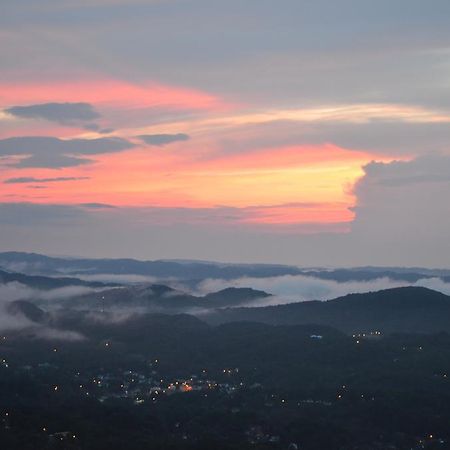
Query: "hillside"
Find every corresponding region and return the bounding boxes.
[61,283,271,312]
[206,287,450,334]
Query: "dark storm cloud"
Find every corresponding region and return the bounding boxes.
[0,136,135,168]
[4,176,90,184]
[6,102,100,124]
[138,133,189,146]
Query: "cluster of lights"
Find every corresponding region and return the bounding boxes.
[222,368,239,374]
[352,331,382,338]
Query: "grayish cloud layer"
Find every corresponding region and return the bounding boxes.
[138,133,189,146]
[4,176,90,184]
[2,0,450,109]
[0,136,134,168]
[5,102,100,124]
[218,120,450,157]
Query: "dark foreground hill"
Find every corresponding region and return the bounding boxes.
[1,307,450,450]
[2,285,450,449]
[206,286,450,334]
[6,283,450,335]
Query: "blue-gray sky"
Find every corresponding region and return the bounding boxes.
[0,0,449,267]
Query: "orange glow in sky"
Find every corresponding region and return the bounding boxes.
[0,79,227,111]
[0,79,399,230]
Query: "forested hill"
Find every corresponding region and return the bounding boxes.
[206,287,450,334]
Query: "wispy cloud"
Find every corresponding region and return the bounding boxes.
[5,102,100,125]
[138,133,189,146]
[4,176,90,184]
[0,136,134,168]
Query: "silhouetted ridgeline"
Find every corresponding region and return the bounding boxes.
[1,252,449,283]
[206,287,450,334]
[0,252,302,279]
[0,268,112,289]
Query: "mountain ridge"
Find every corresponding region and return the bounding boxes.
[205,286,450,334]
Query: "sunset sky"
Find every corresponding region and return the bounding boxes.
[1,0,450,266]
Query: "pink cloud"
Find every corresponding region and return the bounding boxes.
[0,79,229,112]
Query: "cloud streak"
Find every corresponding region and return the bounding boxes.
[5,102,100,125]
[0,201,348,232]
[138,133,190,146]
[4,176,90,184]
[0,136,134,168]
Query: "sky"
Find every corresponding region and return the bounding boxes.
[1,0,450,267]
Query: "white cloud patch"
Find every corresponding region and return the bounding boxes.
[0,281,36,302]
[197,274,450,306]
[33,327,84,341]
[68,273,159,284]
[0,283,39,331]
[0,281,104,304]
[0,282,103,338]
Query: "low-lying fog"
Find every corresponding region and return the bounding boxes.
[195,275,450,306]
[2,274,450,336]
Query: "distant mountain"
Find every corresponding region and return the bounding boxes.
[301,269,435,283]
[206,287,450,334]
[0,268,112,290]
[1,252,449,284]
[350,265,450,277]
[204,287,271,307]
[67,284,271,311]
[0,252,302,280]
